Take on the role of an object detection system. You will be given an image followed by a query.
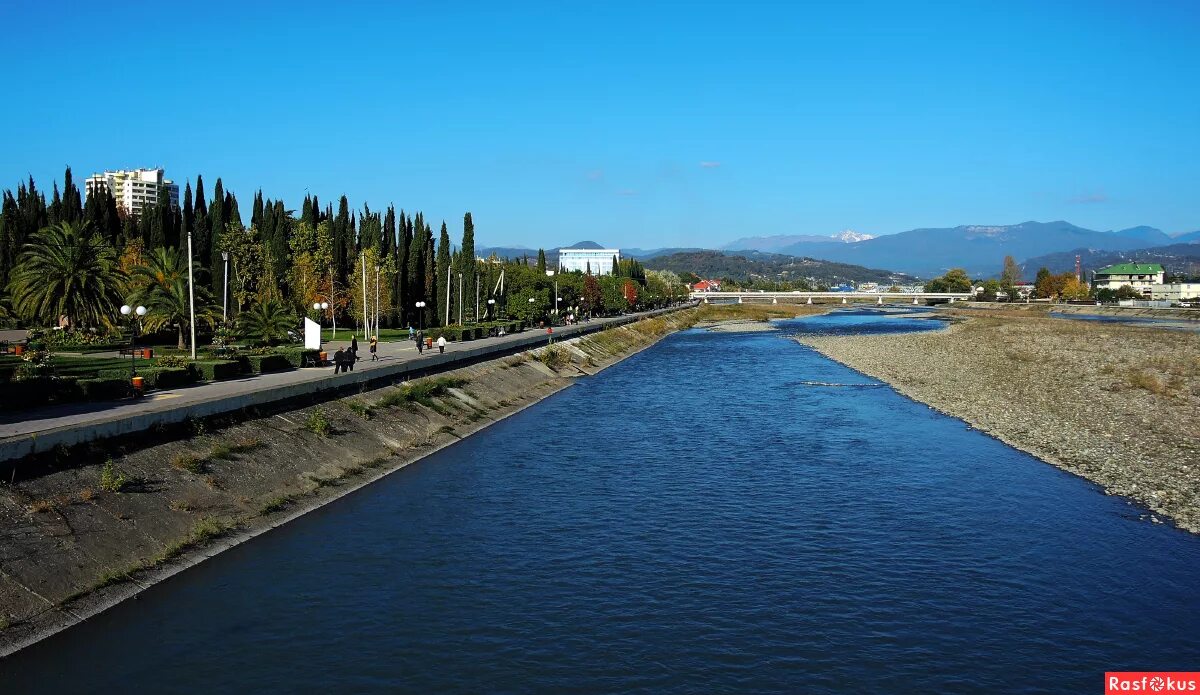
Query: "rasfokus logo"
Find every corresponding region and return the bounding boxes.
[1106,673,1199,693]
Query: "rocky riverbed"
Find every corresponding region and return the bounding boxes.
[796,311,1200,533]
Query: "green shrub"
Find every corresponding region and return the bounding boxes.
[78,377,128,401]
[99,459,129,492]
[98,366,194,390]
[305,409,332,437]
[245,354,292,374]
[0,376,82,408]
[155,355,192,369]
[193,360,243,381]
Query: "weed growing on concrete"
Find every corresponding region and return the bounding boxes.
[534,345,570,369]
[305,410,332,437]
[259,495,294,515]
[169,499,194,512]
[28,499,53,513]
[348,401,375,420]
[79,488,96,502]
[172,453,206,474]
[377,377,469,410]
[99,459,129,493]
[437,425,456,436]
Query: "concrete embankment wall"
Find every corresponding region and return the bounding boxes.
[0,308,699,656]
[950,301,1200,321]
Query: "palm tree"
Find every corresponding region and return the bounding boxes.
[7,222,124,329]
[128,248,216,350]
[238,299,297,346]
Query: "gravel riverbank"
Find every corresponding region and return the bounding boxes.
[796,312,1200,533]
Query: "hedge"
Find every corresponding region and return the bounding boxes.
[245,354,292,374]
[0,376,82,409]
[193,360,243,381]
[78,377,129,401]
[99,366,194,390]
[277,347,322,368]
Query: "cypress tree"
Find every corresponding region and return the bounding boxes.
[611,255,619,276]
[406,215,425,320]
[270,200,289,289]
[396,211,411,325]
[436,221,451,326]
[461,212,476,321]
[334,196,351,284]
[49,182,62,225]
[251,190,264,229]
[226,191,240,227]
[208,178,226,290]
[181,182,194,251]
[63,166,82,223]
[536,248,546,273]
[301,195,313,229]
[423,223,435,328]
[193,175,209,277]
[0,192,17,288]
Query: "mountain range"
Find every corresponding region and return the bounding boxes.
[720,221,1200,277]
[478,222,1200,280]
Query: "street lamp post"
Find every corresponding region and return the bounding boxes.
[120,304,147,381]
[415,300,426,331]
[487,298,495,322]
[312,301,329,350]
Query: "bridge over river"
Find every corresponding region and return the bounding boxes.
[691,290,974,305]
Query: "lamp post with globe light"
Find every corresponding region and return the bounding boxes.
[120,304,147,381]
[415,301,426,331]
[312,300,329,351]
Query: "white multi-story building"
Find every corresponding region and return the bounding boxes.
[1151,283,1200,302]
[1092,263,1164,295]
[558,246,620,275]
[85,168,179,218]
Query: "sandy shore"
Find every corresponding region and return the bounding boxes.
[796,311,1200,533]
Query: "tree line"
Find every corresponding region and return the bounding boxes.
[0,167,687,345]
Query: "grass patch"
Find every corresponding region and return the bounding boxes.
[305,409,332,437]
[159,517,229,564]
[534,344,571,369]
[168,499,194,512]
[258,494,296,515]
[377,376,469,410]
[209,437,262,461]
[1126,369,1168,395]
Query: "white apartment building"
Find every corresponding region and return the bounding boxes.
[558,246,620,275]
[85,168,179,218]
[1092,263,1164,295]
[1150,283,1200,302]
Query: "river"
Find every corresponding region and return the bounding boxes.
[2,310,1198,693]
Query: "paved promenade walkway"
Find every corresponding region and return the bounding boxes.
[0,308,686,462]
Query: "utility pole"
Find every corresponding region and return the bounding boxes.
[187,230,197,360]
[458,273,464,326]
[445,269,451,327]
[475,281,480,324]
[374,265,380,338]
[221,251,229,322]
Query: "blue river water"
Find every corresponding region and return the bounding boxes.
[2,309,1198,693]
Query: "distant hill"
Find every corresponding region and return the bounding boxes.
[754,221,1172,277]
[1018,242,1200,279]
[1173,230,1200,243]
[644,250,911,285]
[1111,226,1174,246]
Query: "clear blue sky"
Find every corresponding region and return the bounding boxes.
[2,1,1197,249]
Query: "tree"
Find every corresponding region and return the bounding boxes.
[237,299,297,345]
[1061,276,1091,301]
[924,268,972,293]
[128,248,217,350]
[7,222,124,329]
[1034,267,1051,298]
[536,248,547,273]
[979,279,1001,301]
[436,222,451,326]
[1000,255,1021,301]
[461,212,476,320]
[581,274,602,316]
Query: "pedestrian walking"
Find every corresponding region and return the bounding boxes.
[416,330,425,354]
[350,336,359,362]
[437,335,446,354]
[408,325,415,341]
[369,335,378,361]
[332,347,345,374]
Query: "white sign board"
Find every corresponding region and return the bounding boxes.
[303,317,321,350]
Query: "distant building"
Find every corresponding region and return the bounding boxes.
[691,279,721,292]
[558,246,620,275]
[85,168,179,219]
[1092,263,1164,296]
[1151,283,1200,302]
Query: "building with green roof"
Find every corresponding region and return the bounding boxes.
[1093,263,1164,296]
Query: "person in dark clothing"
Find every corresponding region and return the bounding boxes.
[416,330,425,354]
[350,336,359,361]
[332,348,345,374]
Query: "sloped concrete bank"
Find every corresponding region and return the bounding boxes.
[0,309,700,657]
